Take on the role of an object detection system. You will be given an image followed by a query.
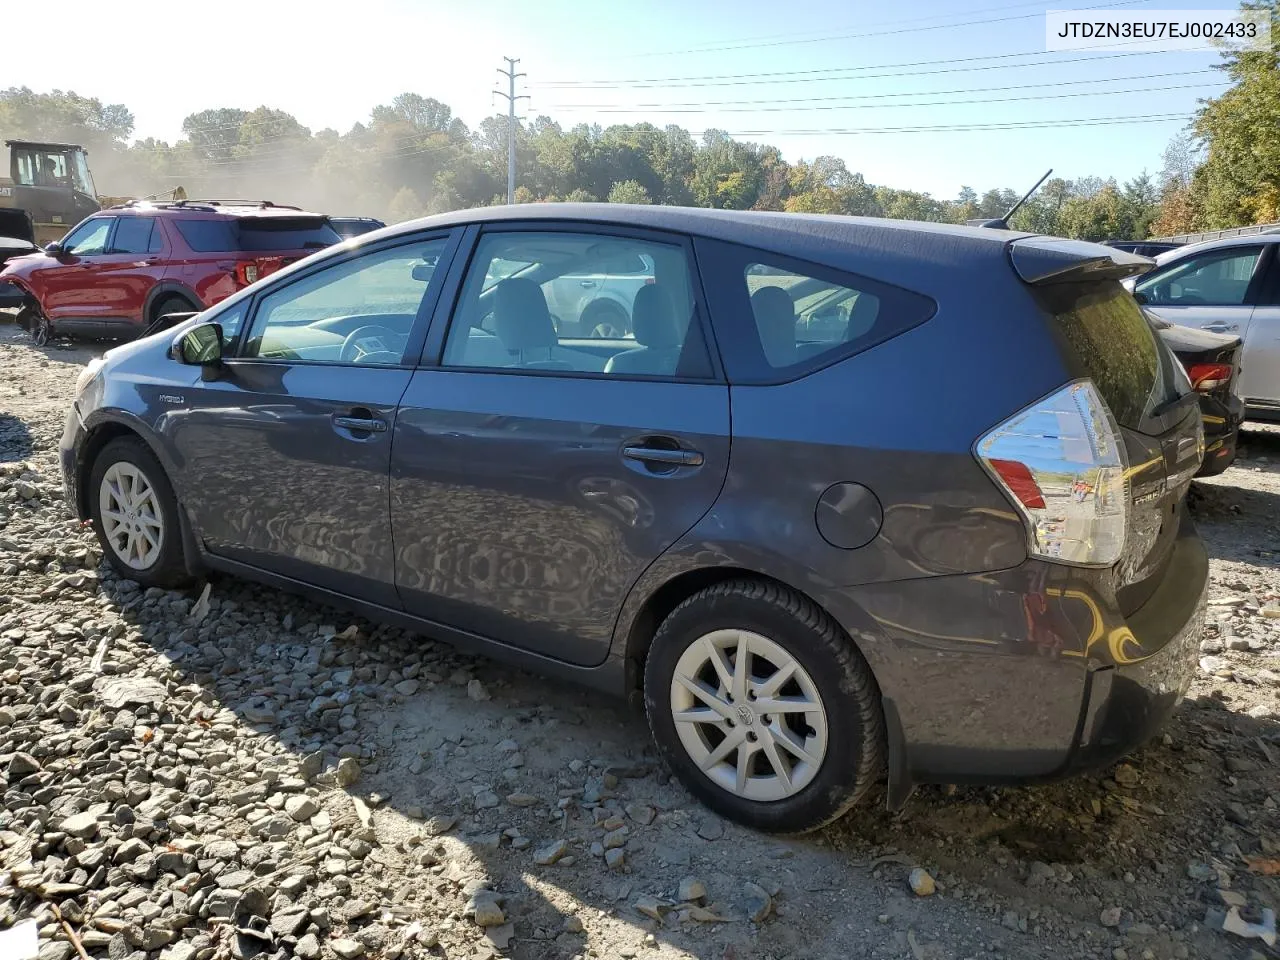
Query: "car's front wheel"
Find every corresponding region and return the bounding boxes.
[89,437,190,588]
[22,307,52,346]
[644,579,885,833]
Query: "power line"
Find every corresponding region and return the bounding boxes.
[545,80,1224,115]
[532,46,1181,90]
[712,112,1193,137]
[544,70,1220,110]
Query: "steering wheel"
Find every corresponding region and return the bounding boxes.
[340,324,402,363]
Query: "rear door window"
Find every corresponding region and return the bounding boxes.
[109,217,154,255]
[695,238,936,382]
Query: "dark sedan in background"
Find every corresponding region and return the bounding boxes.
[1149,309,1244,476]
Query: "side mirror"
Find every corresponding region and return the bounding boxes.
[174,322,223,367]
[1132,290,1148,305]
[45,241,66,258]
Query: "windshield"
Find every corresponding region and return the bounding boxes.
[71,151,95,197]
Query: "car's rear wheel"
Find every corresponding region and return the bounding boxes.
[89,437,190,588]
[579,300,629,338]
[152,295,198,324]
[644,579,885,833]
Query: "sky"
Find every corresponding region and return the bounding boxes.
[3,0,1239,199]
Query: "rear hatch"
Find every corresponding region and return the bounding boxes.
[1013,238,1202,613]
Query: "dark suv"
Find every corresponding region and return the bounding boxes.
[61,206,1208,833]
[1,200,339,344]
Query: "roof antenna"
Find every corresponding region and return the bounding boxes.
[977,168,1052,230]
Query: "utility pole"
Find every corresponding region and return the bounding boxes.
[494,57,528,204]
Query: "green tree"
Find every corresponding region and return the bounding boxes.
[1193,1,1280,226]
[607,179,651,204]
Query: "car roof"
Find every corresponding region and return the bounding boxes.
[372,203,1033,292]
[1151,232,1280,266]
[101,204,328,220]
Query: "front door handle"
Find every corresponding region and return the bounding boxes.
[1202,322,1236,333]
[622,444,704,467]
[579,279,597,288]
[332,415,387,433]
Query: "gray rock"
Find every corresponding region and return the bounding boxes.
[284,795,320,821]
[394,679,420,696]
[336,757,361,787]
[1101,906,1123,927]
[744,882,773,923]
[8,752,42,777]
[60,811,100,840]
[534,839,569,866]
[605,847,625,870]
[294,934,320,960]
[696,818,724,841]
[330,938,365,959]
[467,679,490,701]
[625,803,656,826]
[299,751,324,782]
[678,877,707,902]
[1027,861,1056,886]
[270,908,309,937]
[470,895,506,927]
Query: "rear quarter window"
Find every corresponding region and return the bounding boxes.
[695,238,936,383]
[173,219,237,252]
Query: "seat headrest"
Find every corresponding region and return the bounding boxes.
[493,278,557,352]
[750,286,797,366]
[631,284,680,348]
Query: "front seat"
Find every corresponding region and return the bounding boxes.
[492,278,572,370]
[604,285,682,375]
[750,286,798,367]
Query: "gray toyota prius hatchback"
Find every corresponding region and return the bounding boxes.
[61,204,1208,833]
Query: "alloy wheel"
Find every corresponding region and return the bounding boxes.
[31,314,50,346]
[669,629,828,802]
[98,462,165,570]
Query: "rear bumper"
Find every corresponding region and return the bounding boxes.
[1064,512,1207,774]
[832,506,1207,790]
[1197,392,1243,476]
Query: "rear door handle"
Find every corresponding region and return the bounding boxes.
[579,279,597,288]
[332,415,387,433]
[622,444,704,467]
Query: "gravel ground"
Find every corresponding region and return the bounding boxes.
[3,318,1280,960]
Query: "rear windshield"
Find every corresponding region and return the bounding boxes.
[173,217,339,253]
[1045,284,1161,428]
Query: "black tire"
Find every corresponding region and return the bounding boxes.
[88,437,190,588]
[152,295,197,324]
[644,579,885,834]
[26,308,51,346]
[578,300,629,339]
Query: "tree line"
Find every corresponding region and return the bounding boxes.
[0,0,1274,241]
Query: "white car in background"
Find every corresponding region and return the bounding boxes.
[1129,234,1280,421]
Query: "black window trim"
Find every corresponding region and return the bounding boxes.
[1135,242,1271,308]
[694,236,939,386]
[418,219,727,386]
[223,227,463,369]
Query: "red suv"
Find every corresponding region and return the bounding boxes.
[1,200,340,344]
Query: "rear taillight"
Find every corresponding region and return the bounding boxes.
[976,380,1129,567]
[234,262,259,287]
[1186,362,1233,392]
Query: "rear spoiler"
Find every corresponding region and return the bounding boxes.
[1010,236,1153,285]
